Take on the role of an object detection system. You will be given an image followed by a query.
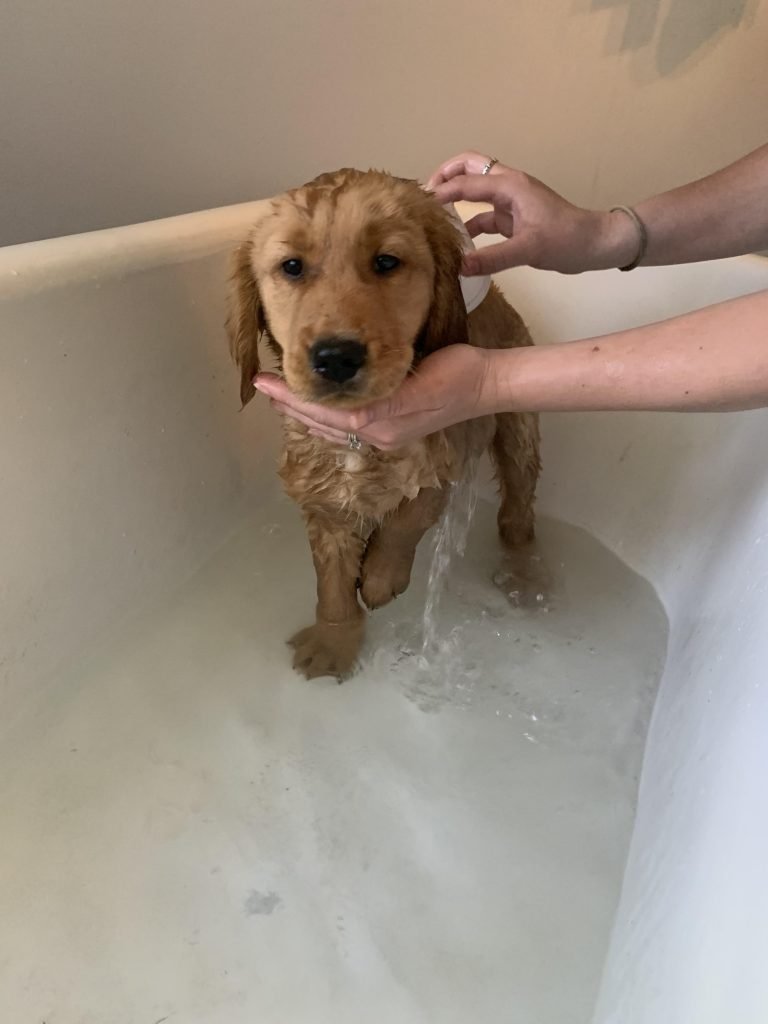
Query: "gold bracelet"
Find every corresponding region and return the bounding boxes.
[610,205,648,272]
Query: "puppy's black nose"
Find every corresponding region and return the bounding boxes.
[310,336,367,385]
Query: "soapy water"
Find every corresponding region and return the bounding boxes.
[364,492,667,748]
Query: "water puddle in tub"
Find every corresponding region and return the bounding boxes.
[1,489,667,1024]
[366,482,666,758]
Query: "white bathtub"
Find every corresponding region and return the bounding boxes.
[1,201,767,1024]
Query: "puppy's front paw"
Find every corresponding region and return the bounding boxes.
[288,620,365,681]
[360,550,413,610]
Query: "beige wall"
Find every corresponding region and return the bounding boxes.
[1,0,766,246]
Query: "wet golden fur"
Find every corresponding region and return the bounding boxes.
[228,169,540,679]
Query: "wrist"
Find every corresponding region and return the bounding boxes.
[476,347,529,416]
[584,208,644,271]
[477,343,590,415]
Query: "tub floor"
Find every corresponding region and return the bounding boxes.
[0,495,666,1024]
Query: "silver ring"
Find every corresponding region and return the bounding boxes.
[481,157,499,175]
[347,432,363,452]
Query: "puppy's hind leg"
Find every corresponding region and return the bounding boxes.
[490,411,550,608]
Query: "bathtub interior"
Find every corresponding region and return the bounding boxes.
[1,203,767,1024]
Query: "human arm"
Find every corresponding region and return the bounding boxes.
[481,289,768,414]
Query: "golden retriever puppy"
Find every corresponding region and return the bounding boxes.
[228,168,540,680]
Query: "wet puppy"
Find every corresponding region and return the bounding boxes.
[228,168,540,679]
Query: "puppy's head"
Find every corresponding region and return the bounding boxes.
[227,168,468,408]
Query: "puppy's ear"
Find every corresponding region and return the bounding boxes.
[226,239,265,407]
[420,207,469,356]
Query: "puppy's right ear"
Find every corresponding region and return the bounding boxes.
[226,240,265,408]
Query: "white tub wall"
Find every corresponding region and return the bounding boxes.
[2,0,767,245]
[0,202,281,724]
[502,262,768,1023]
[589,407,768,1024]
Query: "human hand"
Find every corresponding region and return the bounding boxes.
[426,150,635,275]
[254,345,494,451]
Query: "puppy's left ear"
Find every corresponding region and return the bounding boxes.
[420,207,469,356]
[226,239,265,408]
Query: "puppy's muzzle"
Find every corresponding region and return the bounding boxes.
[310,336,367,386]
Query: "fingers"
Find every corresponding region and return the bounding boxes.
[255,376,357,433]
[307,427,347,445]
[256,377,397,448]
[254,373,432,452]
[274,403,404,452]
[270,401,345,441]
[426,152,480,189]
[431,174,508,207]
[426,151,507,189]
[464,210,499,238]
[463,239,529,275]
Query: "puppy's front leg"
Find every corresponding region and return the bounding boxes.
[360,487,448,610]
[289,511,366,681]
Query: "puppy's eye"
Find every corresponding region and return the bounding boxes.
[374,254,401,275]
[281,258,304,278]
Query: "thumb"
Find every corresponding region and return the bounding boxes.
[349,391,403,430]
[462,237,532,275]
[351,369,437,429]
